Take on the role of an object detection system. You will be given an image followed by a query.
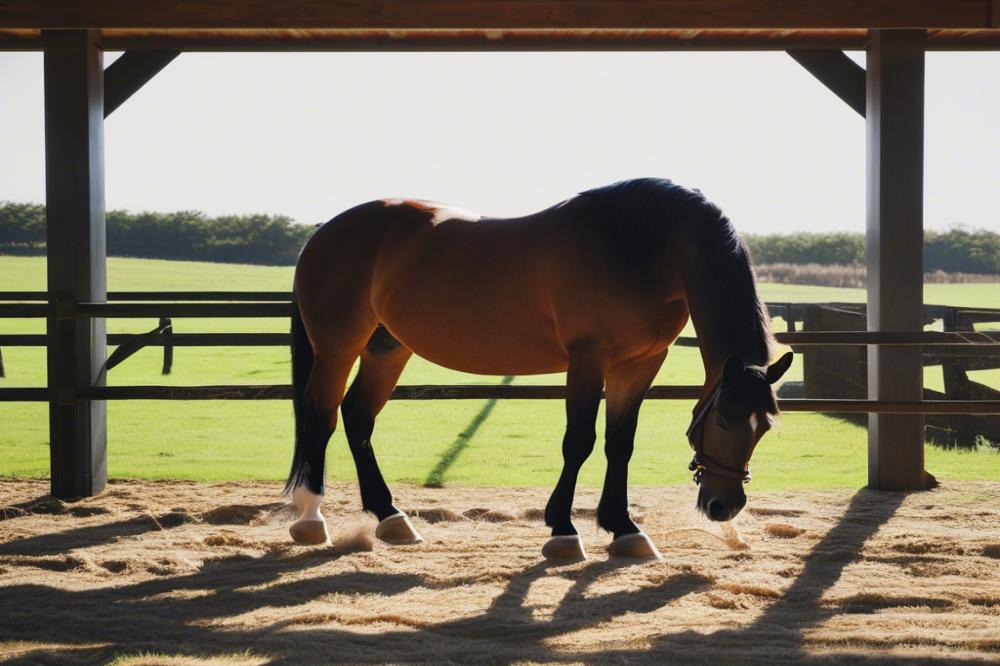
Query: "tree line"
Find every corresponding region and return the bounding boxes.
[741,229,1000,275]
[0,202,314,266]
[2,201,998,274]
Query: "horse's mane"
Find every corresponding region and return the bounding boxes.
[579,178,774,366]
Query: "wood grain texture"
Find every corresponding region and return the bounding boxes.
[4,28,999,51]
[865,29,927,491]
[0,1,992,30]
[42,29,108,499]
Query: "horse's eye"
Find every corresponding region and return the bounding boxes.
[714,413,729,431]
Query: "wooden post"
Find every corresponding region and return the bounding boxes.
[43,30,108,498]
[865,29,927,490]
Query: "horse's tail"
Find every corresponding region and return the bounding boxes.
[284,296,319,495]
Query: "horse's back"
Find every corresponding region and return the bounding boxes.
[296,195,686,375]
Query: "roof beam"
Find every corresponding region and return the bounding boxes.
[787,50,866,117]
[0,1,993,30]
[4,29,1000,52]
[103,50,179,117]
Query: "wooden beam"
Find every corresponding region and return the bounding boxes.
[43,29,108,499]
[103,50,179,117]
[5,28,1000,52]
[786,49,866,117]
[0,1,993,30]
[865,29,927,491]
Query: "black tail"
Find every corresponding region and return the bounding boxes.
[284,298,324,495]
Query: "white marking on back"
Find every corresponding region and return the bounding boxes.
[382,198,481,225]
[428,203,481,225]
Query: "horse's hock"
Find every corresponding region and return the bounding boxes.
[796,303,1000,448]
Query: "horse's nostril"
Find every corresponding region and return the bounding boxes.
[707,499,729,522]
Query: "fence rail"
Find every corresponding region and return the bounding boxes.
[1,385,998,415]
[1,291,998,417]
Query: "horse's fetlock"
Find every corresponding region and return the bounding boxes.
[596,501,627,534]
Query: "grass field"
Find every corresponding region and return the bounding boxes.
[2,255,999,491]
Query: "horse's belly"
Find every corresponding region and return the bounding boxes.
[372,257,567,375]
[379,296,568,375]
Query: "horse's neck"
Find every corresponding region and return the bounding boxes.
[671,221,771,390]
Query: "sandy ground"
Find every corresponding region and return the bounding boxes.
[1,479,999,665]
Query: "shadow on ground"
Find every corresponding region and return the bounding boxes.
[2,480,996,664]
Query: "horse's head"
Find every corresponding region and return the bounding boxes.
[687,351,793,521]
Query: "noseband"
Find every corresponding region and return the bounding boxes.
[685,379,764,485]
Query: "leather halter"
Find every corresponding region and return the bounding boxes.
[685,378,768,485]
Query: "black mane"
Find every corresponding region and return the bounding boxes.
[580,178,774,367]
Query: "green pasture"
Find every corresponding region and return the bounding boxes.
[1,255,999,491]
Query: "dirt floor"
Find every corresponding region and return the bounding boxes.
[1,479,999,665]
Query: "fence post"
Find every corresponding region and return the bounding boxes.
[43,30,108,499]
[865,29,927,490]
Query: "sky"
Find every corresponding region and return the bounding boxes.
[1,50,997,234]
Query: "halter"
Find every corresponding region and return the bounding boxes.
[685,378,764,485]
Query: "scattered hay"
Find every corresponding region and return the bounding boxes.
[720,521,751,549]
[200,505,262,526]
[327,518,375,554]
[1,478,998,664]
[462,508,516,523]
[411,507,465,524]
[202,531,251,548]
[748,507,804,518]
[765,523,806,538]
[521,508,545,521]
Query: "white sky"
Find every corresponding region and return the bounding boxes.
[1,51,997,234]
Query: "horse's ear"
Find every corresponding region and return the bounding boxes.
[766,352,794,384]
[722,353,744,384]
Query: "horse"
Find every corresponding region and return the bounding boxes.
[284,178,792,561]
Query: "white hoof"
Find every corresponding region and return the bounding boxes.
[375,512,423,545]
[542,534,587,563]
[608,532,661,559]
[289,518,329,545]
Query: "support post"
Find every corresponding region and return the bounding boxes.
[43,30,108,498]
[787,49,866,117]
[865,29,927,490]
[104,50,179,118]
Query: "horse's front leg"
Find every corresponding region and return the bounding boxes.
[542,352,603,562]
[598,351,667,559]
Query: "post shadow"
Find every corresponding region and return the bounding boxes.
[424,375,514,487]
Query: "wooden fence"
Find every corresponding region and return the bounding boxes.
[1,292,999,417]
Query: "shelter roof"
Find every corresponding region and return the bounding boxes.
[1,1,998,51]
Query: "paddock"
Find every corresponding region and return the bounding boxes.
[2,478,999,663]
[2,2,1000,664]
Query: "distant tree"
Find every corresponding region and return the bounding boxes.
[1,201,315,266]
[2,201,997,273]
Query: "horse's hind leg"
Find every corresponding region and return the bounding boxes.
[341,333,421,544]
[288,349,360,544]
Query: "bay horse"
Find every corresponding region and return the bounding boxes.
[285,178,792,561]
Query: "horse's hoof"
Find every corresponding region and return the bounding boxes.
[542,534,587,563]
[289,519,329,545]
[375,512,423,545]
[608,532,661,559]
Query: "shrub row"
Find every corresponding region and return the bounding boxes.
[0,202,314,266]
[744,229,1000,275]
[755,263,999,288]
[2,201,998,272]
